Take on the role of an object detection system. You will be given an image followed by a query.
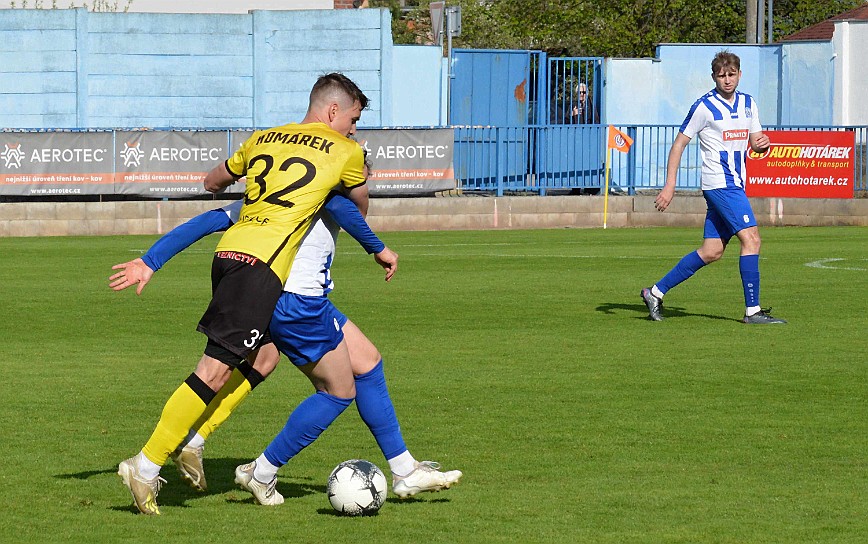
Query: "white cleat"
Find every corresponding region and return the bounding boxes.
[234,462,284,506]
[392,461,463,499]
[171,444,207,492]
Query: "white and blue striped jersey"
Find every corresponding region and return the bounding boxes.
[680,89,763,190]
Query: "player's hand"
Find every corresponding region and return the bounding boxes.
[654,185,675,212]
[109,258,155,295]
[751,132,771,153]
[374,247,398,282]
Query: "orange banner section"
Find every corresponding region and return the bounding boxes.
[367,167,454,181]
[114,171,207,184]
[0,172,114,185]
[746,130,854,199]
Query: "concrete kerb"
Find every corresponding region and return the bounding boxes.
[1,195,866,237]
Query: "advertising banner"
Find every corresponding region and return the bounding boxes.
[1,128,457,198]
[115,130,230,197]
[356,128,455,195]
[0,132,114,196]
[746,130,855,198]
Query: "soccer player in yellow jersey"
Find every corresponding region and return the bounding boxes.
[117,73,390,515]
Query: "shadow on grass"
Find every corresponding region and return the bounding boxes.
[57,457,321,513]
[595,301,738,322]
[314,495,453,517]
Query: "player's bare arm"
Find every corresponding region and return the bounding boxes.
[749,131,770,153]
[109,258,155,296]
[656,132,691,212]
[346,183,370,217]
[203,162,242,193]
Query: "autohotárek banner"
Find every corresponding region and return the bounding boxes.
[745,130,855,198]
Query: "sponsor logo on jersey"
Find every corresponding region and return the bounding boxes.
[216,251,259,265]
[723,129,749,141]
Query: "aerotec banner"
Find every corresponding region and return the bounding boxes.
[115,130,233,197]
[356,128,455,195]
[0,132,114,196]
[745,130,855,199]
[0,129,455,197]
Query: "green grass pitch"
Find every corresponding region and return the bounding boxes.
[0,226,865,543]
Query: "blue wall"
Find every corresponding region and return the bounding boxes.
[0,9,842,131]
[0,8,396,129]
[605,42,835,127]
[391,45,446,127]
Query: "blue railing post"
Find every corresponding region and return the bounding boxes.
[626,126,638,195]
[496,127,505,196]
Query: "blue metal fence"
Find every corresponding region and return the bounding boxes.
[454,125,868,195]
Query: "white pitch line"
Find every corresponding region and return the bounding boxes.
[409,253,660,259]
[804,258,867,271]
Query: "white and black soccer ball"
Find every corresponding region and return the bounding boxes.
[327,459,387,516]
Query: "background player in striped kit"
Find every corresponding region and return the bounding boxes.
[641,50,786,325]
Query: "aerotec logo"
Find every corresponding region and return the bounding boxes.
[1,143,25,169]
[120,142,145,168]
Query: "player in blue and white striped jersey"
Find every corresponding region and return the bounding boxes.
[641,50,786,324]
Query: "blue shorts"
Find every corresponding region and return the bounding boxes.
[702,188,757,241]
[268,293,348,366]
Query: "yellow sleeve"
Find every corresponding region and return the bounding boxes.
[226,136,251,177]
[340,144,366,189]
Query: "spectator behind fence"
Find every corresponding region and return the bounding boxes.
[572,82,599,124]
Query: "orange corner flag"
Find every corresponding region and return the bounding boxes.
[607,125,633,153]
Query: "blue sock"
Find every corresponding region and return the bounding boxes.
[657,250,707,295]
[355,360,407,460]
[739,254,760,308]
[263,390,352,467]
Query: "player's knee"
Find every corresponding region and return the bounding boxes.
[195,355,235,390]
[351,350,381,376]
[247,343,280,378]
[698,248,723,263]
[743,234,761,253]
[322,381,355,399]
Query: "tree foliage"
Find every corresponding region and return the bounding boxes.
[771,0,864,40]
[376,0,864,58]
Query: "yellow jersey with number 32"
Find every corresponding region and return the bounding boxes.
[215,122,366,283]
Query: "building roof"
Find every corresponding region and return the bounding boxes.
[781,3,868,41]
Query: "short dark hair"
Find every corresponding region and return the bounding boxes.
[712,50,740,74]
[310,72,369,111]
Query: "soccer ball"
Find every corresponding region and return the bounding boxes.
[327,459,387,516]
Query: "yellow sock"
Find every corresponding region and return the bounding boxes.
[192,368,253,440]
[142,376,214,466]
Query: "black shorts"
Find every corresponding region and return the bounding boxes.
[197,251,283,363]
